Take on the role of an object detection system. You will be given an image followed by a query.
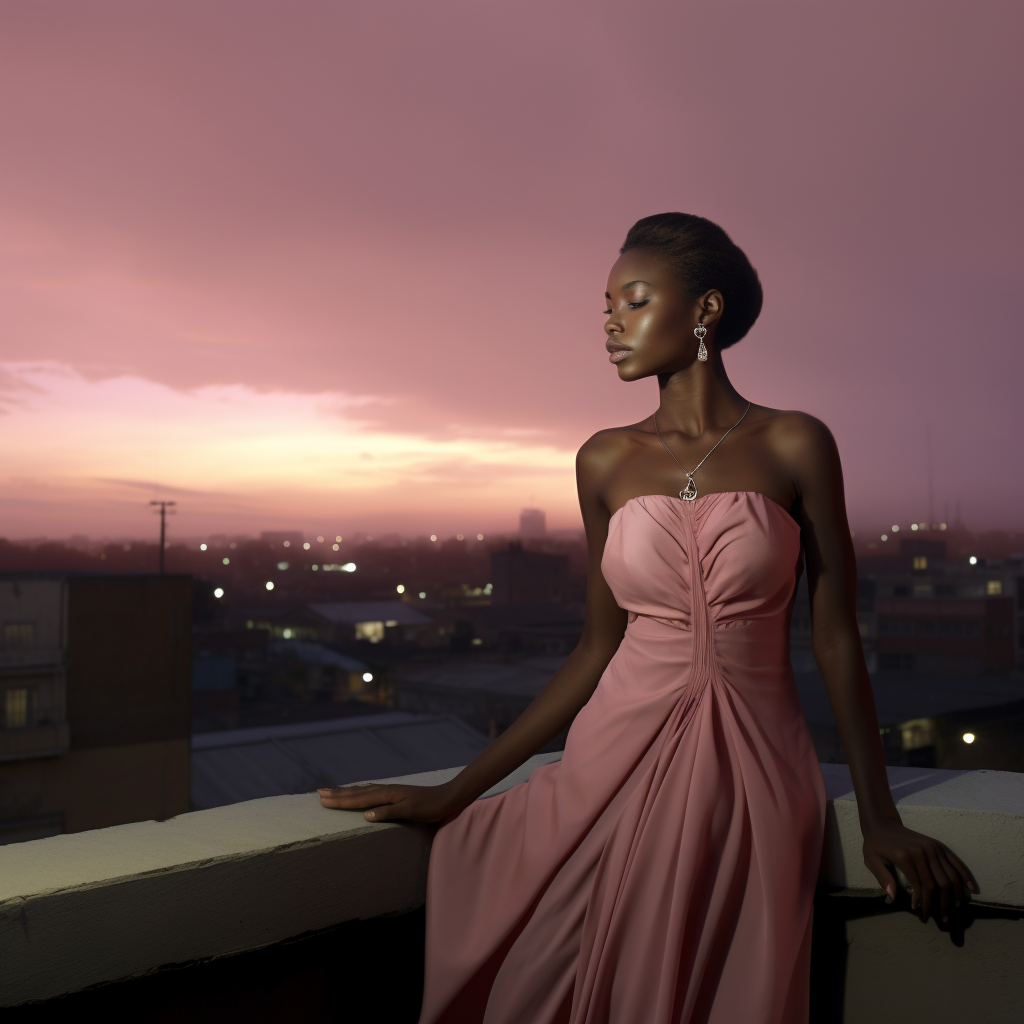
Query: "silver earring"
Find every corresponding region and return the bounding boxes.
[694,322,708,362]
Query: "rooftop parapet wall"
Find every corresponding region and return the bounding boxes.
[1,757,1021,1007]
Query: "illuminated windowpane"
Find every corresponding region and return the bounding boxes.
[4,623,34,649]
[355,621,385,643]
[987,580,1003,595]
[5,688,29,729]
[912,556,928,570]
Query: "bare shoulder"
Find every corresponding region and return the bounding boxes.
[754,406,839,469]
[576,420,650,496]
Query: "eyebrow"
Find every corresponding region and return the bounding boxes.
[604,279,652,298]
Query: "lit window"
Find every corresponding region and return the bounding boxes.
[987,580,1003,595]
[385,619,398,627]
[277,561,289,570]
[355,621,385,643]
[4,688,29,729]
[912,556,928,571]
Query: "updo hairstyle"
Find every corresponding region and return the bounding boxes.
[620,213,763,348]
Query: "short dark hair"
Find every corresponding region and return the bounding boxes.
[620,213,763,348]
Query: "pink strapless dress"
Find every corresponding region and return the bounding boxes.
[418,492,826,1024]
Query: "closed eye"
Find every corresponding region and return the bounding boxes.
[603,308,612,315]
[628,300,649,309]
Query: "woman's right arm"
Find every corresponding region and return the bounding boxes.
[318,434,629,822]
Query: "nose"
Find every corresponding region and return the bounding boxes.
[605,313,623,336]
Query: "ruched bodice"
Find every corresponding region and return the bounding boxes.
[603,491,801,630]
[419,490,826,1024]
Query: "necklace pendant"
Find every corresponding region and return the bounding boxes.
[679,476,698,501]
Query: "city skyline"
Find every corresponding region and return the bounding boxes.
[2,2,1022,538]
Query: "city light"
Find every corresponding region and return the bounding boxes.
[477,534,484,540]
[362,672,374,683]
[457,533,464,540]
[335,535,342,542]
[342,562,356,572]
[891,525,899,533]
[283,628,292,639]
[418,591,427,599]
[881,534,888,542]
[283,540,291,547]
[200,543,208,551]
[303,542,311,550]
[317,536,324,543]
[911,524,918,531]
[312,564,319,571]
[277,561,289,570]
[213,587,224,599]
[396,584,405,593]
[962,732,976,744]
[430,534,437,542]
[265,581,275,591]
[332,543,339,551]
[969,556,978,565]
[222,557,230,565]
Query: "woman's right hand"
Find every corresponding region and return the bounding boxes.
[317,780,466,823]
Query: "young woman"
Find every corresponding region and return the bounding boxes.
[319,213,977,1023]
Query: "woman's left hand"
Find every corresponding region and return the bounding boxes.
[862,817,978,923]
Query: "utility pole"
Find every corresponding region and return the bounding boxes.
[150,500,176,573]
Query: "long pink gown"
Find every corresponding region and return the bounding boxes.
[418,491,826,1024]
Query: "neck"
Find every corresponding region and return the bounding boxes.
[656,354,746,438]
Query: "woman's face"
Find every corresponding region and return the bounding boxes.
[603,248,710,381]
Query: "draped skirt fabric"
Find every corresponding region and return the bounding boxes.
[417,494,826,1024]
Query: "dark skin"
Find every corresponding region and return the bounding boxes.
[320,246,978,924]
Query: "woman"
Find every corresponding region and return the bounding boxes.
[319,213,977,1023]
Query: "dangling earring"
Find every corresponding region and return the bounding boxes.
[694,320,708,362]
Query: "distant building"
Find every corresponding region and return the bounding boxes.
[238,601,436,646]
[259,531,305,548]
[0,575,191,845]
[519,508,547,538]
[393,655,572,748]
[490,543,569,605]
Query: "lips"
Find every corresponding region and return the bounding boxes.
[606,342,631,364]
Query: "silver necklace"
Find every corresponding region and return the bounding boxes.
[653,401,751,501]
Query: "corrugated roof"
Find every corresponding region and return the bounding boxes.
[308,601,433,626]
[190,711,488,810]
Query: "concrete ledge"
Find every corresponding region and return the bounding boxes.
[820,764,1024,907]
[0,751,561,1006]
[1,754,1020,1007]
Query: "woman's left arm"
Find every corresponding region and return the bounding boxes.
[783,414,978,923]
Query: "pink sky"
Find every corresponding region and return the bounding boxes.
[1,1,1022,540]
